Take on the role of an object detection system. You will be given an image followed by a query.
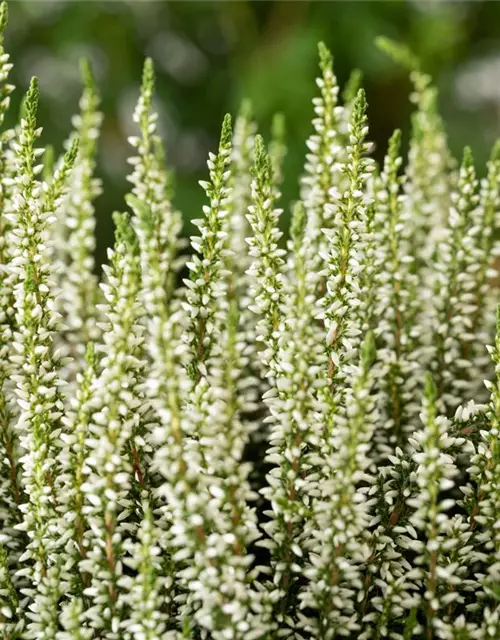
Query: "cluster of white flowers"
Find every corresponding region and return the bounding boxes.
[2,7,500,638]
[56,59,103,376]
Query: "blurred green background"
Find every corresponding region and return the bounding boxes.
[4,1,500,265]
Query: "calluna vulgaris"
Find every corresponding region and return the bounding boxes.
[1,4,500,639]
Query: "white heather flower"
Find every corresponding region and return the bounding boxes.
[429,147,480,413]
[256,202,326,632]
[373,129,423,452]
[184,112,232,381]
[167,120,236,619]
[59,597,93,640]
[301,332,378,636]
[406,375,467,636]
[317,88,375,393]
[118,502,169,640]
[8,77,75,640]
[179,303,267,638]
[246,134,286,375]
[228,100,256,269]
[126,59,185,445]
[0,8,24,634]
[57,59,103,373]
[469,308,500,603]
[226,101,262,439]
[300,42,344,300]
[480,606,500,638]
[126,59,185,617]
[460,142,500,402]
[80,213,149,638]
[56,343,97,598]
[0,540,21,639]
[405,69,453,265]
[127,57,183,313]
[170,120,267,638]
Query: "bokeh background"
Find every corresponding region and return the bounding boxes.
[4,0,500,265]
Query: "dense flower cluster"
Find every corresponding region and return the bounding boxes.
[1,5,500,638]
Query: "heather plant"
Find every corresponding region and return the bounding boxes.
[1,3,500,639]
